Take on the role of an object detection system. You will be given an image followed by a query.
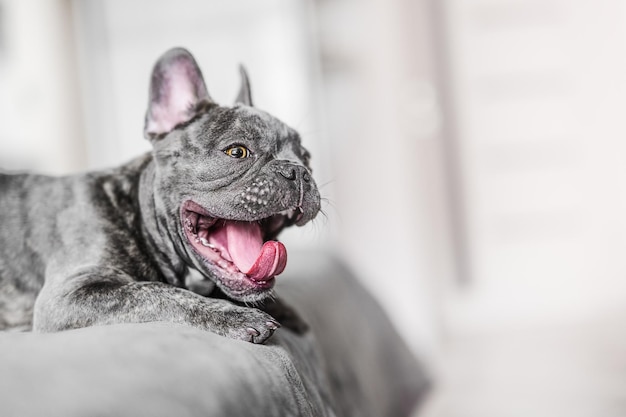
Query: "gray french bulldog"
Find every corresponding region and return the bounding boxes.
[0,47,320,344]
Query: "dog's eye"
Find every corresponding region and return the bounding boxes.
[224,145,251,159]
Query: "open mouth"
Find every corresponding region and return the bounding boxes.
[181,200,303,299]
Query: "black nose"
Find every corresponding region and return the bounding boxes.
[278,167,297,181]
[276,163,311,183]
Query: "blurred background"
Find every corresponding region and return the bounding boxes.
[1,0,626,415]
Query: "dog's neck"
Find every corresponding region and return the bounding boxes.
[138,157,187,286]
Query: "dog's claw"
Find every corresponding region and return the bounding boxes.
[246,327,260,337]
[266,320,280,331]
[220,307,280,344]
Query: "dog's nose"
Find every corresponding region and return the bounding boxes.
[278,167,297,181]
[276,165,311,183]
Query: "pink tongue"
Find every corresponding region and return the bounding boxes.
[222,221,287,281]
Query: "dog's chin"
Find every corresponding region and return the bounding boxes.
[180,200,301,302]
[202,263,276,303]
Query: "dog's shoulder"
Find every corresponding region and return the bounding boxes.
[84,153,153,214]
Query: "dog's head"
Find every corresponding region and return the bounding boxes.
[143,48,320,303]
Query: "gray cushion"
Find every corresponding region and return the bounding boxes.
[0,252,429,417]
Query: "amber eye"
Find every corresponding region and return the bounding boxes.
[224,145,251,159]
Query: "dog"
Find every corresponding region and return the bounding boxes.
[0,47,320,344]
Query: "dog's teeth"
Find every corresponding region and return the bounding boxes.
[199,237,216,249]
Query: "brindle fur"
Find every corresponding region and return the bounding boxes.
[0,48,320,343]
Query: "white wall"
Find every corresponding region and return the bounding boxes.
[442,0,626,333]
[0,0,84,174]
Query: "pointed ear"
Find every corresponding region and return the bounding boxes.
[144,48,212,139]
[234,65,253,106]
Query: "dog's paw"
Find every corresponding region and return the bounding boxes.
[218,306,281,344]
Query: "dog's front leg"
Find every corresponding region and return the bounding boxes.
[33,266,280,344]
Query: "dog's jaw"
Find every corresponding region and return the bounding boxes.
[180,199,301,302]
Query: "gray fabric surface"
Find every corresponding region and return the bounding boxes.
[0,252,429,417]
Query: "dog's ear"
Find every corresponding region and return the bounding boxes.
[144,48,212,140]
[234,65,253,107]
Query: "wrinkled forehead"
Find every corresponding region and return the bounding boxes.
[207,105,301,150]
